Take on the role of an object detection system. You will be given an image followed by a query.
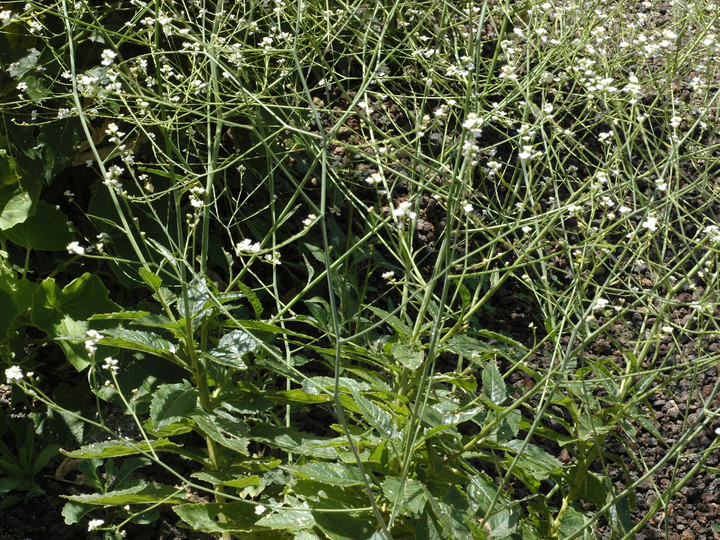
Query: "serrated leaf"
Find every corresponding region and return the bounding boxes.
[482,361,506,405]
[4,201,74,250]
[468,474,519,538]
[7,48,40,77]
[350,391,395,438]
[236,281,263,317]
[63,482,185,505]
[207,329,258,369]
[382,477,427,516]
[267,390,331,405]
[416,504,443,540]
[250,424,338,459]
[60,438,180,459]
[101,327,178,362]
[503,440,563,481]
[191,409,250,455]
[150,381,198,429]
[256,499,315,532]
[391,343,423,370]
[313,510,376,540]
[289,462,365,487]
[177,273,211,319]
[61,501,93,525]
[173,502,258,533]
[139,267,162,290]
[366,305,411,334]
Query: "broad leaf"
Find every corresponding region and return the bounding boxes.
[250,424,338,459]
[207,329,259,370]
[256,498,315,532]
[63,482,186,505]
[173,502,258,533]
[31,274,120,370]
[289,462,365,487]
[482,361,507,405]
[4,201,74,250]
[0,162,40,230]
[382,477,427,516]
[392,343,423,370]
[150,381,198,429]
[61,438,180,459]
[191,409,250,455]
[36,119,83,182]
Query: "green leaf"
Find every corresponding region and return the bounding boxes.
[350,391,395,438]
[503,440,563,481]
[139,267,162,290]
[63,482,186,505]
[60,438,180,459]
[177,273,211,319]
[313,510,377,540]
[207,329,259,370]
[4,201,74,250]
[391,343,423,370]
[468,474,520,538]
[250,424,338,459]
[31,274,120,370]
[256,499,316,532]
[266,389,332,405]
[0,288,17,336]
[237,281,263,317]
[36,119,83,183]
[416,504,443,540]
[0,164,41,230]
[61,501,94,525]
[289,462,365,487]
[7,47,40,77]
[173,502,258,533]
[150,381,199,429]
[191,409,250,455]
[482,361,507,405]
[100,327,178,362]
[382,477,427,516]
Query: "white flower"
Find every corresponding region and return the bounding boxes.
[381,271,395,280]
[255,504,267,515]
[1,10,16,27]
[462,113,484,137]
[235,239,261,255]
[102,357,119,375]
[100,49,117,66]
[462,202,473,213]
[641,216,658,231]
[392,201,416,219]
[365,172,383,185]
[593,298,610,310]
[670,116,682,128]
[87,519,104,531]
[302,214,317,228]
[5,366,23,383]
[85,329,103,356]
[67,241,85,255]
[521,225,532,234]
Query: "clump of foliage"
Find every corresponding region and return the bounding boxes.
[3,0,720,538]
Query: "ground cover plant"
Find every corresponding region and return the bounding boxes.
[2,0,720,538]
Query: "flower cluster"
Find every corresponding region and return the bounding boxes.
[236,239,261,255]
